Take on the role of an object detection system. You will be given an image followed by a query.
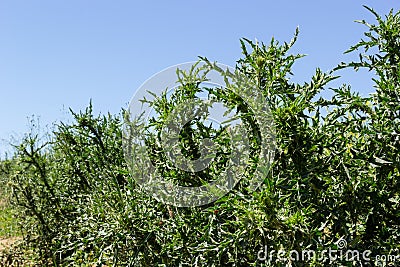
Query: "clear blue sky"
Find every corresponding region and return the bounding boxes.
[1,1,399,158]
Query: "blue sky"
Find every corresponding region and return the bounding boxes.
[0,1,399,158]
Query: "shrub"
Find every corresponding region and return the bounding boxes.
[1,6,399,266]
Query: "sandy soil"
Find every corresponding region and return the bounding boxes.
[0,237,21,251]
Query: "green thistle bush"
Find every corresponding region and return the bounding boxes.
[0,6,398,266]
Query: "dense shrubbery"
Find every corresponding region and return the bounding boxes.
[1,6,399,266]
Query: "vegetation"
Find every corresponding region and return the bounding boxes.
[0,162,19,238]
[0,6,399,266]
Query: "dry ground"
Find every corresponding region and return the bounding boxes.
[0,237,22,252]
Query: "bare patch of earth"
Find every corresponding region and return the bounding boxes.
[0,237,22,251]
